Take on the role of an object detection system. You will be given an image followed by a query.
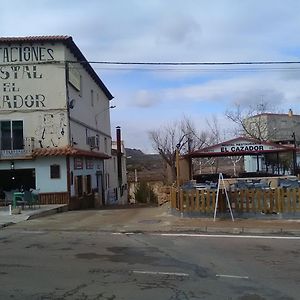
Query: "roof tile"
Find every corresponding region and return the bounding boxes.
[32,146,110,159]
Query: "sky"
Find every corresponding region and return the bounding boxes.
[2,0,300,153]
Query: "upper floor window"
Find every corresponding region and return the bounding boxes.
[79,75,83,97]
[104,137,108,153]
[91,89,94,107]
[0,120,23,150]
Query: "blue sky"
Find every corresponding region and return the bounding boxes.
[2,0,300,152]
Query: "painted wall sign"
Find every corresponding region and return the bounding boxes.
[0,46,54,63]
[204,140,280,154]
[0,45,56,110]
[221,144,264,153]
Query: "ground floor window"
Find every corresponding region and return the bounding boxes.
[86,175,92,194]
[75,175,83,196]
[50,164,60,179]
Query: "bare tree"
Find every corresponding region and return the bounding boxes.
[229,156,243,176]
[149,116,207,182]
[225,101,277,141]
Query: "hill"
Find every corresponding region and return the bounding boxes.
[125,148,165,182]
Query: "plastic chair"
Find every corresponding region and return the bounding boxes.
[30,189,40,208]
[23,191,33,208]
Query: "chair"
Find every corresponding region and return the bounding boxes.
[23,191,33,208]
[30,189,40,208]
[13,192,26,209]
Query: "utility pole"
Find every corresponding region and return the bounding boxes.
[176,143,180,190]
[292,132,297,176]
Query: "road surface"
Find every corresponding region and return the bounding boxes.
[0,211,299,299]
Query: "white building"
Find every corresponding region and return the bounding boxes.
[106,127,128,205]
[0,35,124,208]
[244,110,300,175]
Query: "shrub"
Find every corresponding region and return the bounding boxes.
[134,181,157,204]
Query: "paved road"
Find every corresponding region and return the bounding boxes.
[1,218,299,299]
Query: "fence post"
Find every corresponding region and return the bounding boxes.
[201,190,205,212]
[292,189,296,213]
[195,189,200,211]
[211,190,216,213]
[252,190,257,213]
[180,189,183,213]
[278,188,282,213]
[286,189,291,212]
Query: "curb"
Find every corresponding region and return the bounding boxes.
[27,205,68,220]
[111,226,300,236]
[0,222,14,229]
[0,205,68,229]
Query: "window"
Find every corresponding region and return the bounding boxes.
[79,75,83,97]
[104,137,108,153]
[86,175,92,194]
[0,120,23,150]
[75,175,83,196]
[86,158,94,169]
[50,164,60,179]
[91,89,94,107]
[74,157,83,169]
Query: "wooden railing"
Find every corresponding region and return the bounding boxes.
[39,192,70,205]
[38,192,96,210]
[170,187,300,214]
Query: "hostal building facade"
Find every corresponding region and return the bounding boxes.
[0,36,126,208]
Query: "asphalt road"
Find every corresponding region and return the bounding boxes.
[0,216,299,300]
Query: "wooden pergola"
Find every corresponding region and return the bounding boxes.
[187,136,296,177]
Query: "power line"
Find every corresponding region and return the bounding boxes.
[71,60,300,66]
[90,66,300,72]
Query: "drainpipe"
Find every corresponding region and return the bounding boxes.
[116,126,122,189]
[65,62,72,202]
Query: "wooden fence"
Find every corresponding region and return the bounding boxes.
[170,187,300,214]
[39,192,70,205]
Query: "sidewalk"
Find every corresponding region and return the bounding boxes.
[68,203,300,237]
[1,202,300,236]
[0,204,68,228]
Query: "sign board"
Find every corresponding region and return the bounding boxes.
[190,137,291,158]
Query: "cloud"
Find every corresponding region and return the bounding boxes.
[161,71,300,107]
[2,0,300,152]
[156,15,201,46]
[132,90,160,108]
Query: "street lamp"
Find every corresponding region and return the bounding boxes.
[95,105,116,128]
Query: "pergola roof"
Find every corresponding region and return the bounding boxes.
[189,136,295,158]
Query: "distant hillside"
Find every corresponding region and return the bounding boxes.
[125,148,165,182]
[125,148,145,157]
